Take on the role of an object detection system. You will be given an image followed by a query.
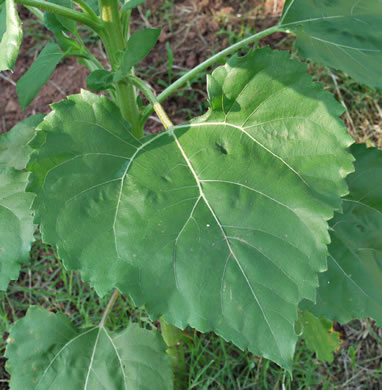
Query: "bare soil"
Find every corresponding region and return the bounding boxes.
[0,0,285,133]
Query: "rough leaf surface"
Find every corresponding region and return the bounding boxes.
[0,0,22,71]
[0,116,41,290]
[29,48,354,369]
[0,114,44,170]
[296,311,340,362]
[5,307,173,390]
[280,0,382,89]
[303,144,382,326]
[0,169,34,290]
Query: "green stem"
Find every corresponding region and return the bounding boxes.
[99,289,120,328]
[141,24,282,124]
[160,317,187,389]
[127,75,173,130]
[15,0,102,32]
[73,0,99,22]
[99,0,142,137]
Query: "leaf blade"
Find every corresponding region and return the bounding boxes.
[0,114,44,170]
[0,116,41,290]
[297,311,341,362]
[16,43,65,110]
[302,144,382,326]
[114,28,160,81]
[0,0,22,71]
[29,49,354,369]
[5,307,173,390]
[280,0,382,89]
[0,168,35,290]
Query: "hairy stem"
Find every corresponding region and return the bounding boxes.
[99,289,120,328]
[99,0,142,137]
[141,24,282,123]
[160,317,187,389]
[15,0,102,32]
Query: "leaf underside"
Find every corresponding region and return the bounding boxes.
[0,0,22,71]
[29,48,354,369]
[5,307,173,390]
[281,0,382,90]
[302,144,382,326]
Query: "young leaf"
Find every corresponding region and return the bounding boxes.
[5,306,173,390]
[16,43,65,110]
[0,116,42,290]
[296,311,340,362]
[0,0,22,71]
[280,0,382,89]
[302,144,382,326]
[121,0,147,12]
[0,169,35,290]
[0,114,44,170]
[84,0,99,14]
[28,48,354,369]
[87,69,115,91]
[44,0,77,35]
[114,28,161,81]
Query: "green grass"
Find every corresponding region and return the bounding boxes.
[1,235,382,388]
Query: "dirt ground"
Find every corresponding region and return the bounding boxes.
[0,0,285,133]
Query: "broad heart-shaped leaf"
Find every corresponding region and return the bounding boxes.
[302,144,382,326]
[280,0,382,90]
[0,169,34,290]
[114,28,161,82]
[5,306,173,390]
[0,0,22,71]
[0,114,44,170]
[296,311,340,362]
[17,43,65,110]
[0,116,41,290]
[29,48,354,369]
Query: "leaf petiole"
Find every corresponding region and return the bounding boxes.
[127,75,174,130]
[140,24,283,124]
[73,0,99,22]
[15,0,103,32]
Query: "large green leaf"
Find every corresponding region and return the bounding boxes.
[29,48,354,369]
[296,311,340,362]
[0,0,22,71]
[5,306,173,389]
[17,43,65,110]
[0,114,44,170]
[0,169,34,290]
[0,116,41,290]
[303,144,382,326]
[280,0,382,89]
